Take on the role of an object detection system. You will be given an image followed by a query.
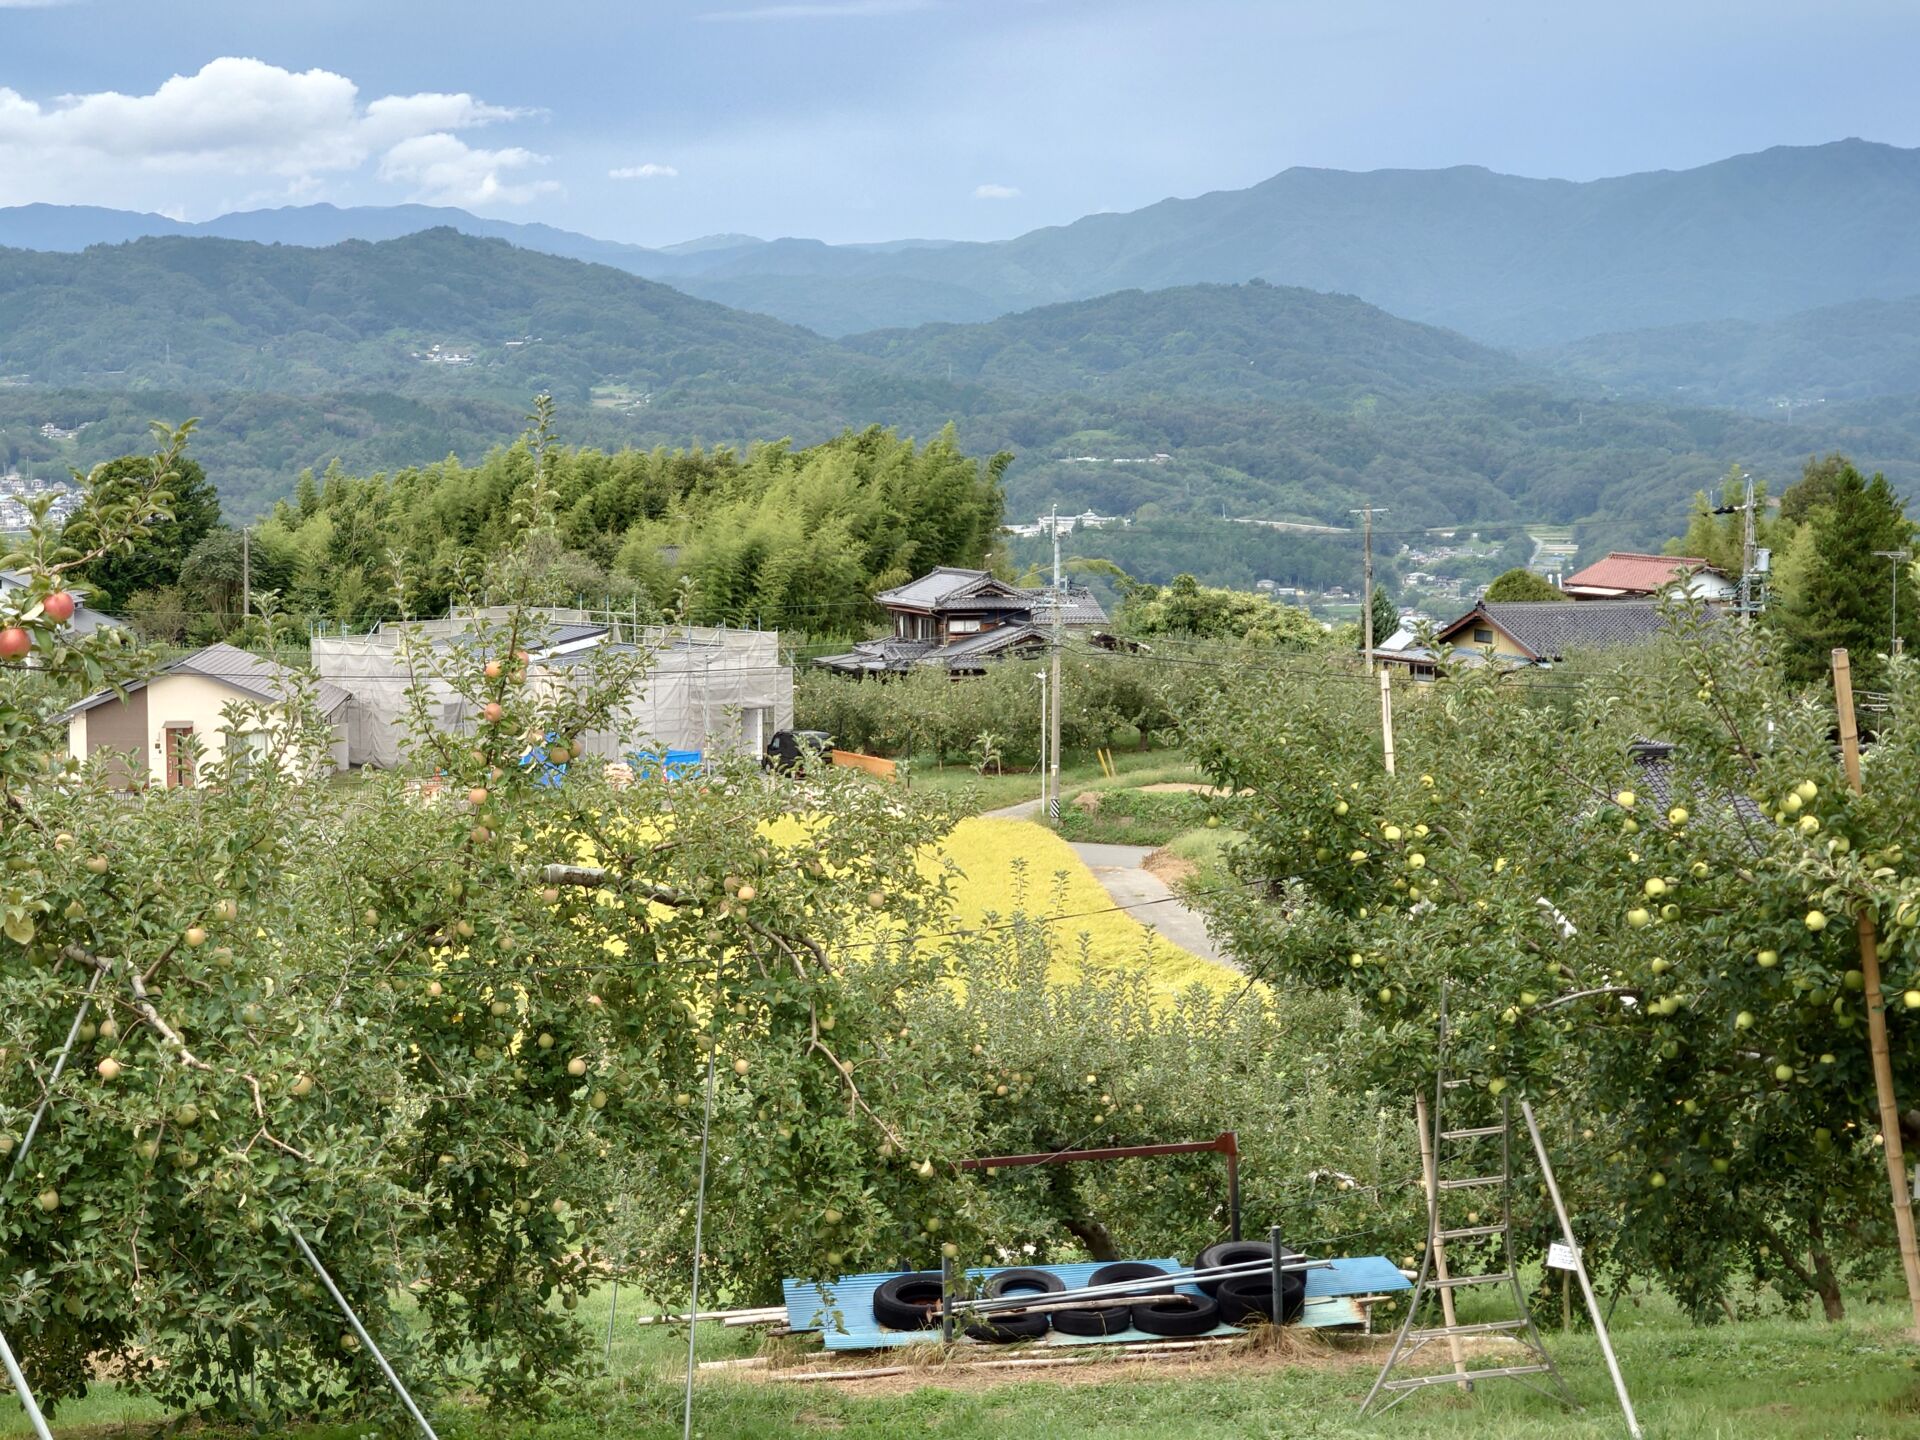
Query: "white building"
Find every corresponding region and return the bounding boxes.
[312,609,793,770]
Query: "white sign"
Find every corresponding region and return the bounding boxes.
[1546,1242,1579,1272]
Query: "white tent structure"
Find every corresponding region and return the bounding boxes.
[312,608,792,771]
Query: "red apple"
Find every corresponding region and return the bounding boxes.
[0,627,29,660]
[42,591,76,623]
[482,702,504,724]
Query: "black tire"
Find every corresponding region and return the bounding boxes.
[1051,1305,1131,1337]
[1215,1271,1307,1326]
[1193,1240,1273,1296]
[1087,1261,1169,1295]
[965,1311,1050,1343]
[872,1271,945,1330]
[1130,1294,1221,1338]
[982,1267,1066,1300]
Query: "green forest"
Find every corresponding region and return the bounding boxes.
[6,231,1920,562]
[64,421,1006,639]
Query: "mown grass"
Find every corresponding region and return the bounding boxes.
[896,745,1202,816]
[1054,788,1212,845]
[18,1291,1920,1439]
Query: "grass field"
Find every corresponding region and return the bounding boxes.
[898,746,1203,816]
[929,816,1237,998]
[15,1291,1920,1438]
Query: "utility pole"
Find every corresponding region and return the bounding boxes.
[241,524,251,625]
[1875,550,1910,655]
[1049,505,1063,825]
[1351,507,1387,676]
[1713,473,1765,623]
[1034,670,1049,815]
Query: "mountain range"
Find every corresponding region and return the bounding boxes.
[8,139,1920,345]
[2,227,1914,552]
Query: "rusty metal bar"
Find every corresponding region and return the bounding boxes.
[959,1131,1241,1240]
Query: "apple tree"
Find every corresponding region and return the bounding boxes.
[1178,607,1920,1321]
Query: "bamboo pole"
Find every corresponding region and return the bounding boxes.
[1413,1095,1467,1388]
[1379,670,1397,777]
[1831,648,1920,1337]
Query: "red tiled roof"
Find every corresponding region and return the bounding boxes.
[1561,552,1719,594]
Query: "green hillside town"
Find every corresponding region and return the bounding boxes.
[6,7,1920,1439]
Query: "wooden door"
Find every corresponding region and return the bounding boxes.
[163,723,195,789]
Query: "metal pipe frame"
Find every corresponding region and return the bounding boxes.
[957,1132,1243,1242]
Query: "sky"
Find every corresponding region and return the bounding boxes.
[2,0,1917,247]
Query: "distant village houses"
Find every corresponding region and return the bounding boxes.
[815,567,1107,677]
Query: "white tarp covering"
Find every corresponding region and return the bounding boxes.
[313,612,793,771]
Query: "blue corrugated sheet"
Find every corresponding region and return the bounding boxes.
[781,1255,1408,1351]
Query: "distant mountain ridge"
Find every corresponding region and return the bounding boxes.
[2,227,1914,547]
[9,139,1920,345]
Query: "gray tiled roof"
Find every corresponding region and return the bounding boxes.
[72,643,350,717]
[875,567,1004,609]
[1447,600,1677,659]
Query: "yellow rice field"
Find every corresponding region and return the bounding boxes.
[926,817,1239,999]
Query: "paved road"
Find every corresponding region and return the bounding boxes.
[1068,840,1235,970]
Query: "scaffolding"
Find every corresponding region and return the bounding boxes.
[311,611,792,770]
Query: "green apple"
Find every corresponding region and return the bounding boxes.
[1756,950,1779,968]
[1774,1063,1795,1082]
[1648,1172,1665,1189]
[1734,1011,1754,1030]
[1804,910,1828,932]
[1615,790,1636,809]
[1626,908,1651,928]
[1644,877,1667,898]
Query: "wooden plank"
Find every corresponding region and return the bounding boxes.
[830,749,898,780]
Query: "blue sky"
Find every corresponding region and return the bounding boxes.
[2,0,1916,246]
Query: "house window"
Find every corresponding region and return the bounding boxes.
[1471,627,1494,645]
[163,723,195,789]
[948,618,982,635]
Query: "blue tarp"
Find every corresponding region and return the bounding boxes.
[781,1255,1409,1350]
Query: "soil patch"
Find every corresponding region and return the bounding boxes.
[1143,847,1197,886]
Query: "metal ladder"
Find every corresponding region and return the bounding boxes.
[1360,1011,1576,1419]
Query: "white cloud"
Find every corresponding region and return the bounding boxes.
[972,182,1020,200]
[610,162,679,180]
[0,57,543,211]
[378,134,559,206]
[701,0,930,20]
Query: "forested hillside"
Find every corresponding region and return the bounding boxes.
[5,230,1918,565]
[1539,295,1920,409]
[841,281,1525,403]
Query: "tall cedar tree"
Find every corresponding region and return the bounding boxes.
[1773,454,1916,686]
[61,453,222,607]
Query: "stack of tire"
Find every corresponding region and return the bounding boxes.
[871,1241,1304,1344]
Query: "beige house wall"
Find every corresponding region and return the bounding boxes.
[67,674,341,787]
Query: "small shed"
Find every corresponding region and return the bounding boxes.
[68,643,350,787]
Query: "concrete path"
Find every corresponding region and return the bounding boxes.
[1067,840,1235,970]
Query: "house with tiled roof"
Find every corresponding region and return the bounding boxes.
[814,567,1108,677]
[1560,552,1734,602]
[1373,599,1700,678]
[68,643,350,787]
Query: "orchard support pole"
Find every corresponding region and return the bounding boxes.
[1,958,108,1440]
[286,1223,439,1440]
[1520,1101,1642,1440]
[10,963,104,1183]
[0,1329,54,1440]
[1379,670,1397,777]
[1832,648,1920,1336]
